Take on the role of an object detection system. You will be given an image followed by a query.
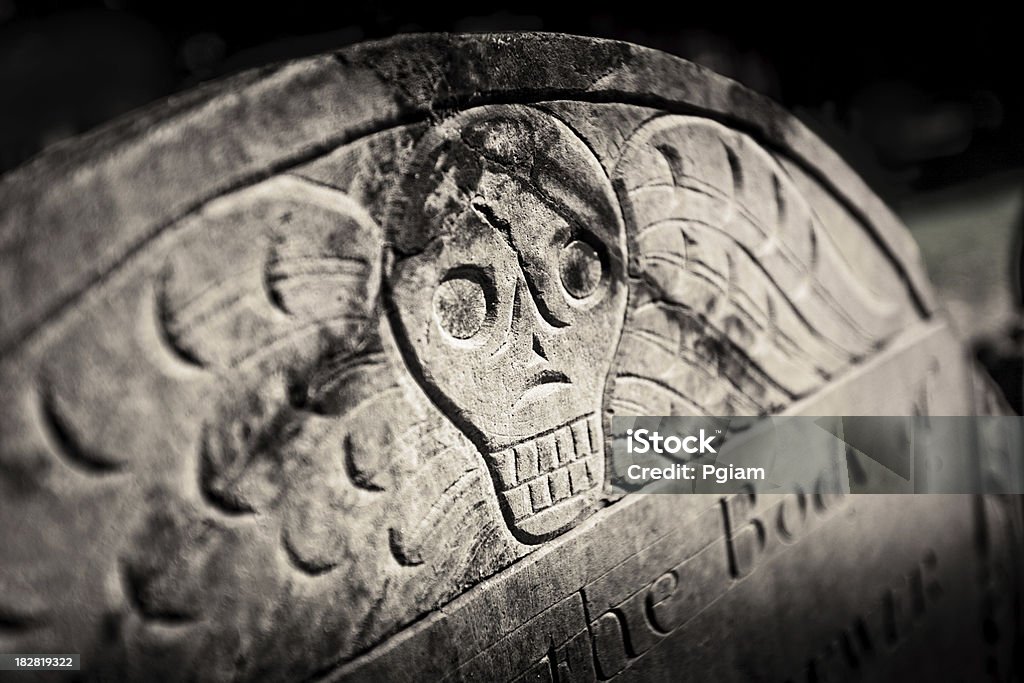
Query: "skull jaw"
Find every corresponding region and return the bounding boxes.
[504,492,596,544]
[482,413,603,544]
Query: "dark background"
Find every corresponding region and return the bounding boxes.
[3,4,1021,195]
[1,2,1021,409]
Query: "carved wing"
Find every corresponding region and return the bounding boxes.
[610,116,920,418]
[0,168,520,675]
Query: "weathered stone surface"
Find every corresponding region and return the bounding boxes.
[0,33,1019,681]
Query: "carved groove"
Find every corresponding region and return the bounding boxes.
[388,469,480,567]
[0,607,45,633]
[155,266,208,368]
[120,562,201,626]
[343,434,385,492]
[282,529,338,577]
[198,427,258,516]
[228,311,368,370]
[38,386,123,474]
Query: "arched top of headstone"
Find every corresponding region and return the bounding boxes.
[0,32,934,355]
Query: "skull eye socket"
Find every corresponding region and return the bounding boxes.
[559,239,604,300]
[433,268,490,340]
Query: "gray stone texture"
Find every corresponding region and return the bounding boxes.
[0,33,1020,682]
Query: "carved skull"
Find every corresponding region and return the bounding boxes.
[386,106,628,543]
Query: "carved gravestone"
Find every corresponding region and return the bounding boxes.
[0,34,1020,681]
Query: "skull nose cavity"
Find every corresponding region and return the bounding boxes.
[511,270,569,339]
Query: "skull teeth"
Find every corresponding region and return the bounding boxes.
[501,455,597,522]
[484,415,600,523]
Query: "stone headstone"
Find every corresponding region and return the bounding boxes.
[0,33,1020,681]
